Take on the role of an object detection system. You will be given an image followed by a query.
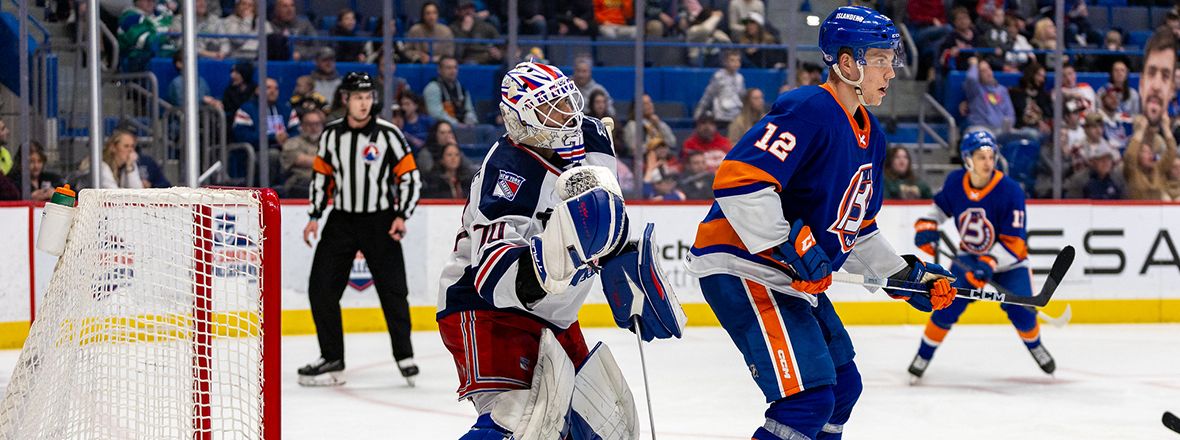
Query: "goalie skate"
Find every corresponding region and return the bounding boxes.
[298,358,346,387]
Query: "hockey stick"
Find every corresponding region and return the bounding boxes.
[1165,411,1180,434]
[933,245,1072,328]
[830,245,1075,307]
[632,316,658,440]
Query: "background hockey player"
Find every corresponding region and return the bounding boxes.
[436,61,686,440]
[298,72,423,386]
[684,7,956,439]
[908,131,1055,381]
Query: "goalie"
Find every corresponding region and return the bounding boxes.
[436,61,687,440]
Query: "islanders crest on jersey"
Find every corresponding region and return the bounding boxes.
[928,169,1029,267]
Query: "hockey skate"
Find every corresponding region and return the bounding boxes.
[907,354,930,385]
[297,358,346,386]
[398,358,419,387]
[1027,344,1056,375]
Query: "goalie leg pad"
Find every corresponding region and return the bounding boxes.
[531,187,629,295]
[459,413,514,440]
[601,223,687,341]
[489,328,576,440]
[569,342,639,440]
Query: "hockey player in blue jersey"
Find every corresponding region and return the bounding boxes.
[685,7,957,439]
[908,131,1056,382]
[436,61,687,440]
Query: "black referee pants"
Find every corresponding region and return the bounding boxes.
[308,210,413,363]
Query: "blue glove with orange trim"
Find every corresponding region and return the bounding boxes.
[914,219,940,256]
[960,254,996,288]
[772,219,832,294]
[887,255,956,312]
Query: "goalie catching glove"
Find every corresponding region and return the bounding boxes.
[887,255,956,312]
[600,223,687,341]
[530,166,630,295]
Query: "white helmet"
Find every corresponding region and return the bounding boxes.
[500,62,586,162]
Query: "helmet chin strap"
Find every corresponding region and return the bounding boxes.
[832,63,870,108]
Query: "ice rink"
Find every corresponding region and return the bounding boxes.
[2,323,1178,439]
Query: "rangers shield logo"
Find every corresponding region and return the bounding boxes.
[492,170,525,201]
[362,144,380,164]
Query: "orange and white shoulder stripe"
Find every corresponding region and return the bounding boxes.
[742,280,804,397]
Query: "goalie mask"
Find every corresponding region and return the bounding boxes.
[501,62,587,162]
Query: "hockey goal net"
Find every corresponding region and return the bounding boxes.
[0,188,281,440]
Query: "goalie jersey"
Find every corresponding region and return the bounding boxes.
[921,169,1029,270]
[686,84,906,304]
[436,117,617,329]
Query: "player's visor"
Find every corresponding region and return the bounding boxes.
[859,44,906,68]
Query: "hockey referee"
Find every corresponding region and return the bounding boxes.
[299,72,422,386]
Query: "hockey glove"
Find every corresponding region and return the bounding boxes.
[961,254,996,289]
[914,219,940,256]
[771,219,832,294]
[887,255,956,312]
[530,186,629,295]
[600,223,687,341]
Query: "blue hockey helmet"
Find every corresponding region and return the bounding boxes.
[960,130,998,170]
[819,6,905,68]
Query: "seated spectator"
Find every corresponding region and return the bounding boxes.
[223,0,271,60]
[406,2,455,64]
[299,48,343,104]
[1060,63,1097,112]
[117,0,175,71]
[450,1,502,65]
[421,143,475,199]
[1009,61,1052,136]
[424,56,478,126]
[642,138,679,198]
[421,120,478,173]
[112,118,171,189]
[15,141,62,201]
[1164,156,1180,201]
[1030,18,1060,70]
[233,78,299,151]
[624,94,676,159]
[222,61,257,119]
[694,51,745,124]
[683,8,730,66]
[1065,0,1101,47]
[726,0,763,40]
[1124,115,1177,200]
[325,85,347,121]
[573,58,614,117]
[549,0,597,37]
[593,0,662,38]
[962,57,1015,135]
[289,76,329,115]
[728,88,765,144]
[738,15,781,69]
[1097,86,1134,152]
[166,51,223,111]
[974,7,1011,70]
[677,150,715,200]
[372,53,410,115]
[1098,60,1140,117]
[586,90,612,120]
[1093,31,1131,74]
[0,171,16,200]
[883,146,932,200]
[1072,113,1115,173]
[1035,99,1086,197]
[1066,134,1125,199]
[399,91,435,151]
[1003,15,1033,69]
[280,108,324,198]
[650,173,686,201]
[269,0,317,60]
[906,0,946,33]
[682,112,732,171]
[98,129,145,189]
[938,7,977,71]
[516,0,548,35]
[168,0,227,59]
[0,120,11,177]
[1167,12,1180,41]
[329,9,365,62]
[365,18,414,64]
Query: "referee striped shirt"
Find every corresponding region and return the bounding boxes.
[309,116,421,219]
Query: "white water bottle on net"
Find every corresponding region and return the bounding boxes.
[0,188,281,440]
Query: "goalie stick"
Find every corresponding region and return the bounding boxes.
[830,245,1075,307]
[632,317,658,440]
[932,242,1072,328]
[1165,411,1180,434]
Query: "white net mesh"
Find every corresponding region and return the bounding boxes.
[0,188,276,440]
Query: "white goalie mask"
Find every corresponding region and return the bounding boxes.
[500,62,587,162]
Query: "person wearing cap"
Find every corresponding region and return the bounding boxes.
[726,0,764,40]
[1075,112,1116,172]
[682,112,732,171]
[222,61,257,119]
[300,72,422,386]
[268,0,318,61]
[297,47,343,103]
[737,13,780,69]
[1067,140,1125,200]
[450,0,502,65]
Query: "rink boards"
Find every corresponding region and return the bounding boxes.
[2,200,1179,347]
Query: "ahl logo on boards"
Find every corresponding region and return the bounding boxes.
[349,251,374,290]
